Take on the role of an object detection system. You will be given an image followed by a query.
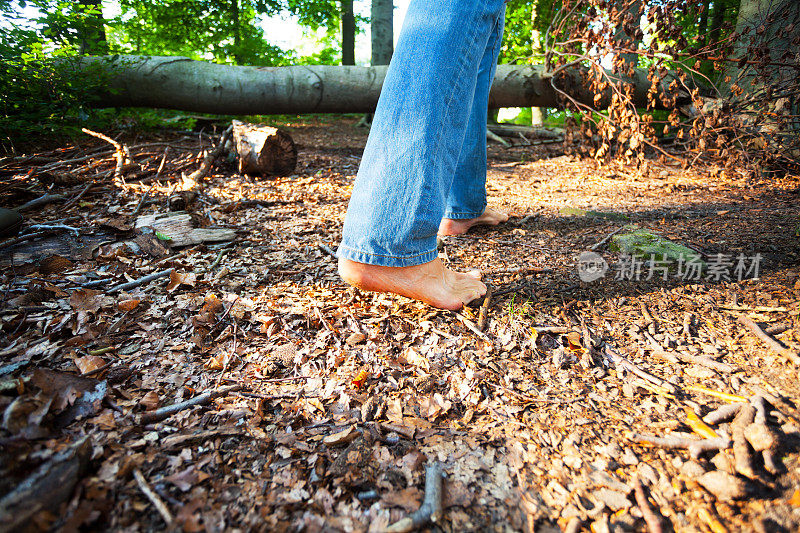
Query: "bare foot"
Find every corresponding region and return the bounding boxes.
[438,207,509,236]
[338,257,486,310]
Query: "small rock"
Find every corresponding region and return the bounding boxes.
[598,441,622,460]
[711,451,736,474]
[621,448,639,465]
[680,461,706,479]
[697,471,749,501]
[636,463,659,487]
[592,488,632,511]
[744,423,779,452]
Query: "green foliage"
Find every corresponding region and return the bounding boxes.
[0,7,108,150]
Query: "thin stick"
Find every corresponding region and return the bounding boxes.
[185,125,233,184]
[633,478,665,533]
[738,315,800,364]
[477,285,493,332]
[318,242,337,259]
[486,128,510,147]
[453,312,491,341]
[133,469,173,526]
[387,462,444,533]
[0,230,54,251]
[63,182,94,210]
[137,384,243,424]
[107,268,173,293]
[631,433,730,459]
[589,226,624,251]
[15,194,65,211]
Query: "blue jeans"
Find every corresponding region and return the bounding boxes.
[337,0,506,267]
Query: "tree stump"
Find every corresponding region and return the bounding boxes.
[231,120,297,177]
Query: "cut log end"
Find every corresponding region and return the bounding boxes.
[232,120,297,177]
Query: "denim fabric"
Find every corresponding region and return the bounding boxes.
[337,0,507,267]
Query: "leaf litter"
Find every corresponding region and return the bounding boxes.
[0,117,799,531]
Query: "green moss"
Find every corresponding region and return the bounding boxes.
[610,225,706,271]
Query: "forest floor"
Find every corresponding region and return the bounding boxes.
[1,116,800,533]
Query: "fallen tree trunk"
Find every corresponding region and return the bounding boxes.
[73,55,688,115]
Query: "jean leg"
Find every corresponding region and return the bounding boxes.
[443,10,505,220]
[337,0,507,267]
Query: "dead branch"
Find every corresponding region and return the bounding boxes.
[631,433,730,459]
[161,427,245,450]
[107,268,173,293]
[486,128,510,147]
[387,462,444,533]
[453,312,491,341]
[589,226,624,251]
[703,403,744,425]
[633,478,665,533]
[184,125,233,185]
[0,437,91,533]
[477,284,493,332]
[133,469,173,526]
[82,128,128,180]
[15,193,65,211]
[137,384,243,424]
[63,182,94,210]
[738,315,800,364]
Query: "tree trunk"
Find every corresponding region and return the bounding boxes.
[530,1,545,126]
[371,0,393,66]
[341,0,356,66]
[697,0,711,46]
[231,0,241,64]
[612,0,642,70]
[73,55,692,115]
[77,0,108,55]
[708,0,729,46]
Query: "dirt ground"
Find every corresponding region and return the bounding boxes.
[1,116,799,532]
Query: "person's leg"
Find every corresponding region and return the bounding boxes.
[337,0,506,309]
[438,10,509,236]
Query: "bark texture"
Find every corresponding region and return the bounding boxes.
[371,0,393,66]
[75,55,684,114]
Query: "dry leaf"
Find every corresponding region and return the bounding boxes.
[140,391,160,411]
[167,270,197,292]
[74,355,106,375]
[117,299,141,312]
[39,255,73,275]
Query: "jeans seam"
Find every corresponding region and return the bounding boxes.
[337,243,437,261]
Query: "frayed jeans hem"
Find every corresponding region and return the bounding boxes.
[336,244,439,268]
[442,207,486,220]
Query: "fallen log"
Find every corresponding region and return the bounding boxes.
[231,120,297,176]
[71,55,693,115]
[0,437,91,533]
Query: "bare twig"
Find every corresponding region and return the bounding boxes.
[133,469,173,526]
[633,478,665,533]
[15,194,64,212]
[589,226,624,251]
[738,315,800,364]
[477,285,493,332]
[63,182,94,210]
[184,125,233,185]
[318,242,337,259]
[631,433,730,459]
[387,462,444,533]
[107,268,173,294]
[453,312,491,341]
[137,384,243,424]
